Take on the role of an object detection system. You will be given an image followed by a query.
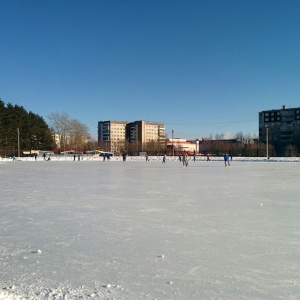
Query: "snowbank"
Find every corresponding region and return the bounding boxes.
[1,155,300,162]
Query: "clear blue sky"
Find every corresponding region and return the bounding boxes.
[1,0,300,140]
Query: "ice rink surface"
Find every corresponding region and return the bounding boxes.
[1,158,300,299]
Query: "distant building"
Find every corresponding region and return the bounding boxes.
[98,120,165,154]
[259,105,300,156]
[98,120,127,154]
[51,132,73,149]
[166,138,261,157]
[166,139,200,155]
[127,121,165,150]
[52,132,61,148]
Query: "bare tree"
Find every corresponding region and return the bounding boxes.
[215,133,224,140]
[235,131,244,140]
[48,112,90,150]
[285,144,298,157]
[69,119,90,149]
[48,112,71,149]
[84,138,99,151]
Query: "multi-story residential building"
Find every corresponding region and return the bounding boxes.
[98,120,165,154]
[98,120,128,154]
[259,105,300,156]
[126,121,165,149]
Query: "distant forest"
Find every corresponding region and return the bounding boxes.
[0,99,54,156]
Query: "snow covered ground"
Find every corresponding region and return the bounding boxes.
[1,157,300,299]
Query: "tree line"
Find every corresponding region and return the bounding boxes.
[0,100,96,157]
[0,100,54,156]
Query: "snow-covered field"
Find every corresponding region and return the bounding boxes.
[1,157,300,299]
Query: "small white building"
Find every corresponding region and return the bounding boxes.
[167,139,200,155]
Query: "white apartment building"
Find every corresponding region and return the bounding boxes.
[127,120,165,146]
[98,120,127,154]
[98,120,165,153]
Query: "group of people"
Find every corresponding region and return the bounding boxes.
[102,153,111,161]
[143,152,232,167]
[180,152,232,167]
[178,152,189,166]
[145,153,166,163]
[11,153,233,165]
[182,152,189,166]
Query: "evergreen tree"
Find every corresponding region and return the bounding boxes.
[0,99,6,148]
[0,100,55,155]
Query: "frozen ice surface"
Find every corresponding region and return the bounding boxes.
[1,158,300,299]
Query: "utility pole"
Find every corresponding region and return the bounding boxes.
[172,130,174,156]
[266,126,269,159]
[17,128,20,158]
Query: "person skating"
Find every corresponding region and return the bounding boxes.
[182,152,188,167]
[224,153,230,167]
